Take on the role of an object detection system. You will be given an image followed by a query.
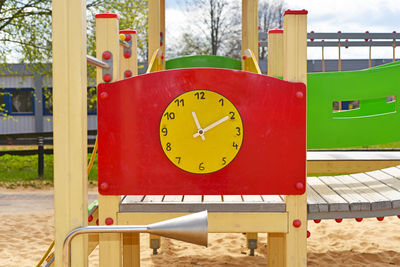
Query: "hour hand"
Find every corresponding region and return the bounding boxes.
[192,111,205,140]
[193,115,229,138]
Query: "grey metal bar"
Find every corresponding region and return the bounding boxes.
[258,40,400,48]
[86,55,110,69]
[259,32,400,40]
[120,40,129,48]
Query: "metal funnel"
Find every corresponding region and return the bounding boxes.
[147,210,208,247]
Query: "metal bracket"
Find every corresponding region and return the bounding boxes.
[123,35,132,58]
[150,238,160,255]
[102,51,113,82]
[247,239,257,256]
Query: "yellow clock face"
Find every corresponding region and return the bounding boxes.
[160,89,243,174]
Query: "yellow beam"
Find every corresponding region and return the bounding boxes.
[118,212,288,233]
[267,29,284,77]
[52,0,88,266]
[148,0,160,65]
[242,0,258,69]
[160,0,166,69]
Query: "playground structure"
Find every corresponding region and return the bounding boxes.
[45,1,400,267]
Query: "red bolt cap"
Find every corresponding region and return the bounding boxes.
[103,74,112,82]
[160,42,163,46]
[397,215,400,219]
[258,25,261,30]
[307,231,311,238]
[258,42,261,47]
[337,30,341,33]
[293,219,301,228]
[295,182,304,190]
[105,217,114,225]
[100,182,109,191]
[102,51,111,60]
[96,219,99,225]
[124,70,132,78]
[100,92,108,99]
[8,141,12,145]
[365,31,369,42]
[314,219,321,224]
[335,218,343,223]
[161,55,164,60]
[160,32,163,37]
[296,91,304,99]
[355,218,363,222]
[393,30,397,33]
[125,34,132,42]
[310,30,314,42]
[88,215,93,222]
[242,56,246,60]
[377,216,384,221]
[345,39,349,48]
[124,51,131,58]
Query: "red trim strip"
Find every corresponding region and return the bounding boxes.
[120,29,137,34]
[268,29,283,34]
[284,9,308,15]
[95,13,119,19]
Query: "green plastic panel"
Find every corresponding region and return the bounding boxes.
[166,55,241,70]
[307,63,400,149]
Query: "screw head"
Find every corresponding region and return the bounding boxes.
[103,74,112,82]
[124,51,131,58]
[314,219,321,224]
[295,182,304,190]
[100,92,108,99]
[293,219,301,228]
[295,91,304,99]
[100,182,109,191]
[102,51,111,60]
[307,231,311,238]
[242,56,246,60]
[377,216,384,221]
[124,70,132,78]
[125,34,132,42]
[105,217,114,225]
[160,41,163,46]
[397,215,400,219]
[335,218,343,223]
[355,218,363,222]
[88,215,93,222]
[96,219,99,225]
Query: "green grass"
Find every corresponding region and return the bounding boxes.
[0,153,98,188]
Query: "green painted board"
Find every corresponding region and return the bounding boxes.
[307,63,400,149]
[166,55,241,70]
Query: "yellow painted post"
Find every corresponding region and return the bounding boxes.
[148,0,160,66]
[123,233,140,267]
[282,9,308,267]
[242,0,259,70]
[160,0,166,69]
[267,29,284,77]
[120,29,138,78]
[52,0,88,266]
[95,13,122,267]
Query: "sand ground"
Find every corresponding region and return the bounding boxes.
[1,188,400,266]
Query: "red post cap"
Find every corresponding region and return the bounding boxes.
[268,29,283,34]
[120,29,137,35]
[293,219,302,228]
[105,217,114,225]
[284,9,308,15]
[95,13,119,19]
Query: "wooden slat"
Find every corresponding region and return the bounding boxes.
[183,195,202,202]
[261,195,285,204]
[242,195,263,202]
[307,177,349,212]
[163,195,183,202]
[306,184,328,213]
[121,195,144,204]
[320,176,370,211]
[362,170,400,208]
[223,195,243,202]
[382,166,400,178]
[142,195,163,202]
[203,195,222,203]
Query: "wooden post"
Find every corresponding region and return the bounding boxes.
[160,0,166,69]
[267,29,283,77]
[242,0,259,70]
[282,9,308,267]
[148,0,160,65]
[95,13,122,267]
[52,0,88,266]
[322,45,325,72]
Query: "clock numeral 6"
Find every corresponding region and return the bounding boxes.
[166,142,172,151]
[174,99,184,107]
[199,162,205,171]
[222,157,227,165]
[161,127,168,136]
[229,111,235,120]
[194,92,205,100]
[236,127,241,136]
[232,142,238,150]
[164,112,175,120]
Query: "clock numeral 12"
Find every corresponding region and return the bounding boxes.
[232,142,238,150]
[199,162,205,171]
[194,92,205,100]
[174,99,184,107]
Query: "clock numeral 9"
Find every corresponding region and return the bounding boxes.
[236,127,241,136]
[194,92,205,100]
[199,162,205,171]
[174,99,184,107]
[229,111,235,120]
[161,127,168,136]
[166,142,172,151]
[222,157,227,165]
[164,112,175,120]
[232,142,238,150]
[218,98,224,106]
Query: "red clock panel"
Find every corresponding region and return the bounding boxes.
[97,68,306,195]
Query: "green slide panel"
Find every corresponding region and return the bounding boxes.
[307,63,400,149]
[166,55,241,70]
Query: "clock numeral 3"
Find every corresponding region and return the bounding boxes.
[199,162,205,171]
[176,157,181,164]
[164,112,175,120]
[174,99,184,107]
[166,142,172,151]
[236,127,241,136]
[194,92,205,100]
[161,127,168,136]
[222,157,227,165]
[229,111,235,120]
[232,142,238,150]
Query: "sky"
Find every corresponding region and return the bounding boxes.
[165,0,400,59]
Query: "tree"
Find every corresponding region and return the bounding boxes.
[258,0,286,59]
[171,0,241,59]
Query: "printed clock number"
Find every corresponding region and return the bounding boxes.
[199,162,205,171]
[236,127,241,136]
[174,99,184,107]
[164,112,175,120]
[176,157,181,164]
[194,92,205,100]
[218,98,224,106]
[166,142,172,151]
[233,142,238,150]
[161,127,168,136]
[229,111,235,120]
[222,157,227,165]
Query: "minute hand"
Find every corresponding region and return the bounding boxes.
[193,115,230,138]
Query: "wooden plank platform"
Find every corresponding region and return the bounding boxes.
[120,165,400,220]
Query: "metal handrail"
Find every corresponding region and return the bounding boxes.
[86,55,110,69]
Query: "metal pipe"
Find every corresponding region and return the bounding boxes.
[86,55,110,69]
[63,225,147,267]
[120,40,129,48]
